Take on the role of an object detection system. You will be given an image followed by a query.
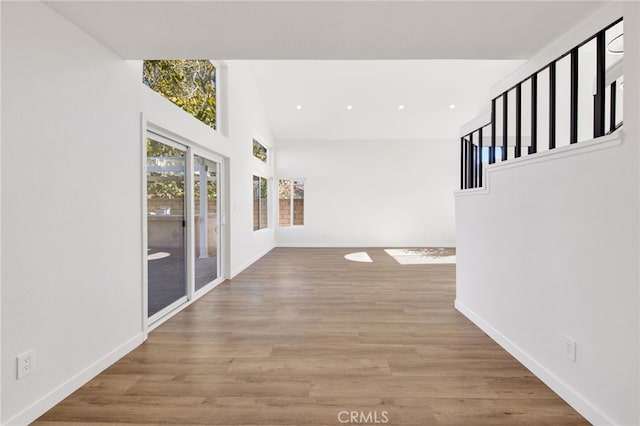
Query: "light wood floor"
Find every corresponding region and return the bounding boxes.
[35,248,588,425]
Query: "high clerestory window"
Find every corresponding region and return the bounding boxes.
[253,139,268,162]
[143,60,216,129]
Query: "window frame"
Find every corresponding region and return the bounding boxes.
[142,118,228,337]
[142,59,218,130]
[253,174,270,231]
[278,178,305,228]
[252,138,269,164]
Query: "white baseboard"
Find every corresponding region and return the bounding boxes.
[230,246,275,278]
[454,299,616,426]
[275,242,456,248]
[5,333,144,426]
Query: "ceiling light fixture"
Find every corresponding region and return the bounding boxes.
[296,105,302,110]
[398,105,405,110]
[347,105,353,110]
[449,104,456,110]
[607,33,623,54]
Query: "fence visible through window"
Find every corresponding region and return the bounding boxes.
[279,179,304,227]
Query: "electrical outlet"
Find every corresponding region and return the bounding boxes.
[17,349,35,379]
[563,336,576,362]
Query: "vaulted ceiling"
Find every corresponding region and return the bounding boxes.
[45,1,608,140]
[47,1,606,60]
[247,60,524,140]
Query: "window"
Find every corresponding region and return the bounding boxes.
[279,179,304,227]
[143,60,216,129]
[253,139,268,162]
[480,146,503,163]
[145,129,225,326]
[253,175,269,231]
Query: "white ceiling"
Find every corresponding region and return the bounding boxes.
[247,60,524,140]
[47,1,606,60]
[44,0,607,140]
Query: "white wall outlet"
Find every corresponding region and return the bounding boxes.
[563,336,576,362]
[16,349,35,379]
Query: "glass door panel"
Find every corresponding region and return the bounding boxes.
[146,138,187,318]
[194,155,220,290]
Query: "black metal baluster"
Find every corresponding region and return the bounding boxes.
[467,137,473,188]
[570,47,579,144]
[530,74,538,154]
[467,133,475,188]
[594,30,606,138]
[460,137,465,190]
[478,127,483,187]
[490,99,496,164]
[502,92,508,161]
[610,80,617,133]
[515,84,522,157]
[549,62,556,149]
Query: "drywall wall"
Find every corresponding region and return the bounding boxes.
[1,4,276,424]
[0,2,4,422]
[1,3,144,424]
[275,139,457,247]
[225,61,276,276]
[455,4,639,424]
[626,3,640,423]
[456,131,638,425]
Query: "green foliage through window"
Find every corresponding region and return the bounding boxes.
[143,60,216,129]
[146,139,185,200]
[253,139,268,162]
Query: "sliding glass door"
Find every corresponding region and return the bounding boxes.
[144,130,225,327]
[146,138,188,319]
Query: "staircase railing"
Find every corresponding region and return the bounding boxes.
[461,17,623,190]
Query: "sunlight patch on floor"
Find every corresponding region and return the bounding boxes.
[385,248,456,265]
[344,252,373,263]
[148,251,171,260]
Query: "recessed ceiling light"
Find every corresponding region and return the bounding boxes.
[449,104,456,109]
[296,105,302,110]
[398,105,405,110]
[347,105,353,110]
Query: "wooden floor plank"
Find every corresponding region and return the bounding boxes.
[34,247,588,425]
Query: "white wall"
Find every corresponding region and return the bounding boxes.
[275,139,457,247]
[631,4,640,423]
[1,4,275,424]
[1,3,144,424]
[0,2,4,422]
[225,62,276,276]
[627,3,640,422]
[455,4,639,424]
